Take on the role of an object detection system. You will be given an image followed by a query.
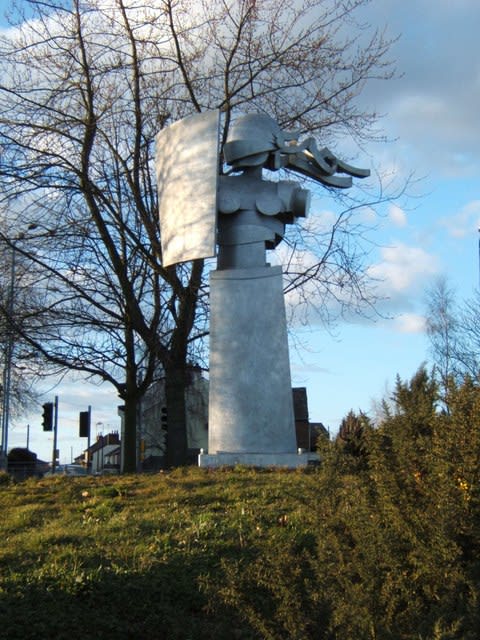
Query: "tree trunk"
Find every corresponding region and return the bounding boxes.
[165,360,188,467]
[122,393,138,473]
[122,324,139,473]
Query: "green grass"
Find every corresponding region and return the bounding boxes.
[1,464,479,640]
[0,467,320,640]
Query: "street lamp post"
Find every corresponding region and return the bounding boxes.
[0,245,16,469]
[0,224,39,469]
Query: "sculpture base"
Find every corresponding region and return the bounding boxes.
[208,265,297,454]
[198,451,319,469]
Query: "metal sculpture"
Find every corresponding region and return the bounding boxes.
[155,110,369,467]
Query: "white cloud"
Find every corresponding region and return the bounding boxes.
[357,2,480,178]
[388,204,407,227]
[394,313,427,334]
[440,200,480,239]
[368,244,438,293]
[394,95,446,123]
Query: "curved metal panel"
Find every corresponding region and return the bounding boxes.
[155,110,219,267]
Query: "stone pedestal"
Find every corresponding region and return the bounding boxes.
[200,264,302,467]
[198,450,319,468]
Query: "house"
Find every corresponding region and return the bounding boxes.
[86,432,121,474]
[293,387,329,451]
[115,366,209,471]
[136,366,209,470]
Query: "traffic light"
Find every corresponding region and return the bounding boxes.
[161,406,168,432]
[79,411,90,438]
[42,402,54,431]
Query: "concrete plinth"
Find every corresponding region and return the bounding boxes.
[207,265,297,458]
[198,451,319,468]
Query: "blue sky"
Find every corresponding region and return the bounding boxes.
[3,0,480,460]
[288,0,480,433]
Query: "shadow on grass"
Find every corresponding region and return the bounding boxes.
[0,550,263,640]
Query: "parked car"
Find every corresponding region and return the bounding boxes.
[45,464,89,477]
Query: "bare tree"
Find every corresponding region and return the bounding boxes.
[456,291,480,379]
[425,277,462,395]
[0,0,396,469]
[425,277,480,403]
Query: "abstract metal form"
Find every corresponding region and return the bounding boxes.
[156,111,219,267]
[155,110,369,467]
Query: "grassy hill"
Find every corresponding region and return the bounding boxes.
[0,467,321,640]
[1,461,479,640]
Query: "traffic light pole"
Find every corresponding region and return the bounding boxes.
[86,405,91,471]
[52,395,59,473]
[79,406,91,470]
[87,405,91,454]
